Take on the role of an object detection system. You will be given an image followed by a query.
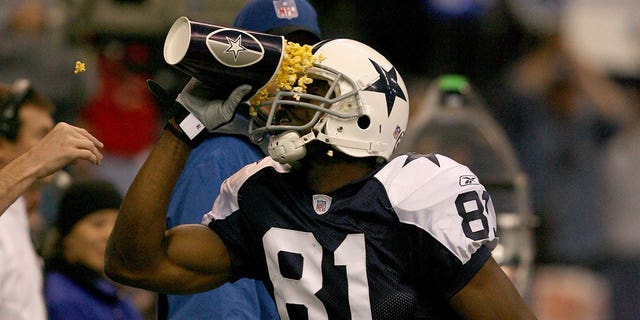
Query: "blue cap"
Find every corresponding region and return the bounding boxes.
[233,0,321,41]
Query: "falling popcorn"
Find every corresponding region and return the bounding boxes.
[74,61,86,74]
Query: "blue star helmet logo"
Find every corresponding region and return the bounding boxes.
[364,59,407,116]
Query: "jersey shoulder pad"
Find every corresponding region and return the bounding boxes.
[376,153,498,264]
[376,153,475,200]
[202,157,291,224]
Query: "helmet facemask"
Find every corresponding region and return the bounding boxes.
[249,64,363,164]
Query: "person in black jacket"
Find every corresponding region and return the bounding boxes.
[44,180,142,320]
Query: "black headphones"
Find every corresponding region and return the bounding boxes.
[0,79,33,141]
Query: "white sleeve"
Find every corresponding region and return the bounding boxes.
[376,153,498,264]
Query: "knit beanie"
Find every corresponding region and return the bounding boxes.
[55,179,122,237]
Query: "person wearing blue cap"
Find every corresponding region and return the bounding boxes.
[233,0,321,44]
[158,1,321,319]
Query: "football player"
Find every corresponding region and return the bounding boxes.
[105,38,536,319]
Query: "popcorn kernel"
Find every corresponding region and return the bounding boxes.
[74,61,86,74]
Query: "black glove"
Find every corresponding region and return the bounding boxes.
[147,78,251,147]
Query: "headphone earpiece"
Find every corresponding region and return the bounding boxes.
[0,79,32,141]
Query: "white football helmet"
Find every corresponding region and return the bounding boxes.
[249,38,409,164]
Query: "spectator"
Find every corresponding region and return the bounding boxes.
[497,34,621,267]
[559,2,640,318]
[0,79,103,320]
[495,0,639,270]
[44,180,142,320]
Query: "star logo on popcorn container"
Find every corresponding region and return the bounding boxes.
[206,30,264,67]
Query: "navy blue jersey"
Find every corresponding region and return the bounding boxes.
[203,153,498,319]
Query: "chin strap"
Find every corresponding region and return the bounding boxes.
[315,132,387,154]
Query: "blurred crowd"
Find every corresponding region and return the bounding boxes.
[1,0,639,319]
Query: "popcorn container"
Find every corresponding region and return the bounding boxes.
[163,16,285,99]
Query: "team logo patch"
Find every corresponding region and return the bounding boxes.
[312,194,332,215]
[459,175,479,186]
[206,29,265,67]
[273,0,299,20]
[365,59,407,116]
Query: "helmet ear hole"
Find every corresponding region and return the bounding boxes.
[357,115,370,129]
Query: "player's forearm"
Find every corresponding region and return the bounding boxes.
[105,130,190,284]
[0,151,43,215]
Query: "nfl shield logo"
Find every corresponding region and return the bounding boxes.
[312,194,332,215]
[273,0,299,20]
[393,125,402,139]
